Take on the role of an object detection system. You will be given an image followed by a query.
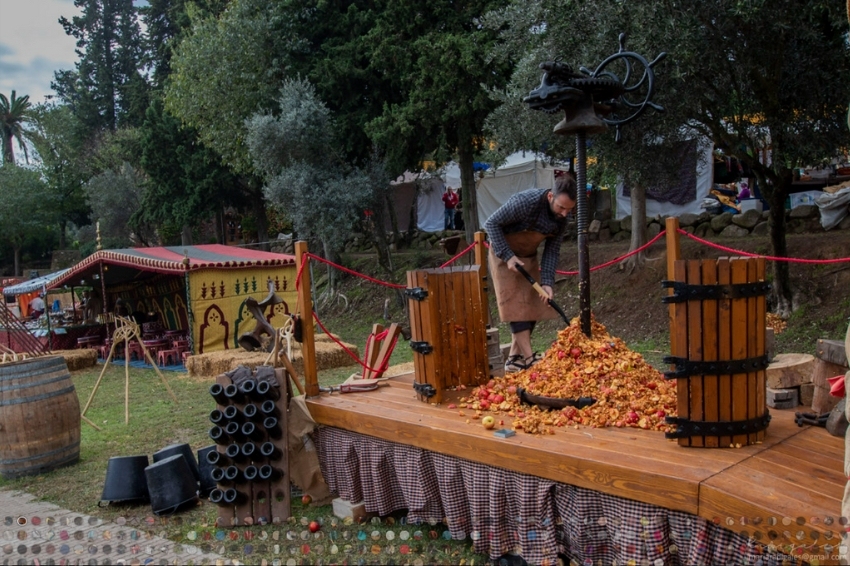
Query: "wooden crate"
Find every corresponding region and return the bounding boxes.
[664,257,770,447]
[406,266,489,403]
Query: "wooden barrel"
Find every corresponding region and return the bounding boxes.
[664,257,771,447]
[0,356,81,479]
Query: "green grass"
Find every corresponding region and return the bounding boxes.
[0,362,488,564]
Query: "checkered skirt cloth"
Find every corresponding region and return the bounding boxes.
[315,426,796,566]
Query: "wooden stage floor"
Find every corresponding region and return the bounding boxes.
[306,372,843,550]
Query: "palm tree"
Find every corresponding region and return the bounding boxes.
[1,91,33,165]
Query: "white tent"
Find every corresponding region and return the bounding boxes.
[441,152,563,226]
[389,172,445,232]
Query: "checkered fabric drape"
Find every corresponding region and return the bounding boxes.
[315,426,794,566]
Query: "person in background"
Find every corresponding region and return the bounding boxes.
[484,175,577,373]
[442,186,459,230]
[737,182,751,201]
[29,293,45,319]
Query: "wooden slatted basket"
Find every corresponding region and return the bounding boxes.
[406,266,489,404]
[664,257,770,447]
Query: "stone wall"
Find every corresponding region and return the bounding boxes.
[586,205,850,243]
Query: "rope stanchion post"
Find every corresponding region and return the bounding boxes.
[474,231,491,327]
[295,241,319,397]
[665,217,682,369]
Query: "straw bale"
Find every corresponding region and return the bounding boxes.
[185,334,359,379]
[51,349,98,371]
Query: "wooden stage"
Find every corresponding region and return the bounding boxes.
[306,372,843,551]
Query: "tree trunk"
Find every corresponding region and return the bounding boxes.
[13,246,21,277]
[2,134,14,165]
[181,224,193,245]
[371,200,393,275]
[766,183,792,317]
[385,190,400,247]
[58,219,67,249]
[623,183,647,273]
[252,195,269,251]
[457,145,480,242]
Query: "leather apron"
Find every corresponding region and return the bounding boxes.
[489,231,558,323]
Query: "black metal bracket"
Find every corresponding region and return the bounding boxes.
[413,382,436,398]
[410,341,433,355]
[663,355,770,380]
[405,287,428,301]
[661,281,771,303]
[665,411,771,439]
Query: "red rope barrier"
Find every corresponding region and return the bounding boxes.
[304,252,406,289]
[439,242,477,268]
[676,228,850,264]
[311,311,398,374]
[555,229,668,275]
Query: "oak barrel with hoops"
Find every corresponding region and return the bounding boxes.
[0,356,81,479]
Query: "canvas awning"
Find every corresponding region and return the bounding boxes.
[48,244,296,289]
[2,269,71,296]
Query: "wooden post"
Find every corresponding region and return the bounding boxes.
[666,217,681,377]
[295,241,318,397]
[474,231,490,327]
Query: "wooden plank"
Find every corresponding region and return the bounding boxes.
[363,323,384,379]
[730,259,749,447]
[214,373,235,527]
[268,368,290,524]
[701,260,719,448]
[406,271,426,396]
[699,466,840,547]
[672,260,690,447]
[745,258,757,445]
[294,241,318,397]
[717,259,733,448]
[308,399,701,514]
[369,323,399,380]
[443,268,460,389]
[464,267,487,386]
[754,258,767,442]
[687,260,704,447]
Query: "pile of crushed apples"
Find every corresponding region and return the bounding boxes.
[453,318,678,435]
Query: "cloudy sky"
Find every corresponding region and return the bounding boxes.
[0,0,81,104]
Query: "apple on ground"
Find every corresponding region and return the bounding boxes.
[302,494,312,506]
[481,415,496,429]
[309,520,321,533]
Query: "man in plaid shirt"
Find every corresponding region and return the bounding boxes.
[484,176,576,372]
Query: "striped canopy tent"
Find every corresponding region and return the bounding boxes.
[48,245,297,354]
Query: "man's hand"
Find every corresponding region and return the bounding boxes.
[540,284,554,303]
[506,256,524,272]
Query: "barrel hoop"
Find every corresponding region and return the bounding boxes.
[0,440,81,465]
[0,384,77,406]
[0,373,71,393]
[0,452,80,478]
[662,355,769,380]
[664,411,771,439]
[0,356,65,377]
[661,280,771,303]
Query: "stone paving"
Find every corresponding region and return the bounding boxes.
[0,489,228,565]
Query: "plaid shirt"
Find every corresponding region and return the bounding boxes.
[484,188,567,287]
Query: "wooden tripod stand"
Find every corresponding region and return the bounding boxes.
[81,315,178,425]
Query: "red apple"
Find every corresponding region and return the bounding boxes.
[481,416,496,429]
[479,400,490,410]
[301,494,312,506]
[491,394,505,404]
[309,520,321,533]
[570,347,582,358]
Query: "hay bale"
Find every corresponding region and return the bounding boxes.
[51,349,98,371]
[185,334,359,379]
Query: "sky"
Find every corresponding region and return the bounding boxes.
[0,0,82,105]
